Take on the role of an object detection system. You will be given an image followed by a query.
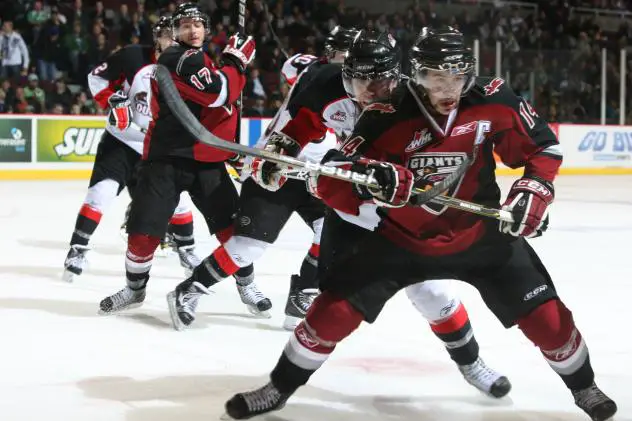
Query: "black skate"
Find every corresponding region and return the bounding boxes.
[572,382,617,421]
[283,274,319,330]
[224,381,291,419]
[236,282,272,318]
[62,245,90,282]
[99,285,146,314]
[458,357,512,398]
[166,279,210,331]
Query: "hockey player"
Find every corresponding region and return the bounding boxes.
[164,26,359,330]
[97,3,267,315]
[223,27,617,421]
[168,29,511,399]
[63,16,202,282]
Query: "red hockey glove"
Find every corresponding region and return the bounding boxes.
[107,91,133,131]
[500,177,554,238]
[250,132,301,192]
[222,33,256,73]
[354,158,414,208]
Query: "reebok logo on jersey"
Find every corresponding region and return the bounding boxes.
[330,110,347,122]
[483,77,504,96]
[450,121,478,136]
[363,102,396,114]
[405,129,433,152]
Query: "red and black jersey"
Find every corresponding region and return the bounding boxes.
[144,44,246,162]
[88,44,155,109]
[315,76,563,256]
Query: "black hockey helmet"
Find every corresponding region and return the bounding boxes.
[409,27,476,97]
[342,30,401,107]
[171,2,210,41]
[324,26,360,54]
[153,15,171,40]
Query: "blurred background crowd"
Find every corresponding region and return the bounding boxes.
[0,0,630,124]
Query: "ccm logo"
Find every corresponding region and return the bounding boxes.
[524,285,548,301]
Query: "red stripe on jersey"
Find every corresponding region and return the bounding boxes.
[308,243,320,257]
[79,204,102,223]
[430,304,469,334]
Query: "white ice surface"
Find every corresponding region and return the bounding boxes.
[0,176,630,421]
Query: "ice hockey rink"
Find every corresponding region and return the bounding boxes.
[0,175,630,421]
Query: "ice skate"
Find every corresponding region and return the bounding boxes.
[283,274,318,330]
[176,244,202,276]
[572,382,617,421]
[166,279,210,331]
[62,244,90,282]
[99,282,146,315]
[224,381,291,419]
[458,357,512,398]
[236,282,272,318]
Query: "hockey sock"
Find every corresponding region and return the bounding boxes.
[168,211,194,248]
[517,298,594,390]
[271,292,363,392]
[71,204,102,246]
[298,243,320,288]
[193,246,241,288]
[126,233,161,287]
[71,179,120,246]
[429,303,479,365]
[234,264,255,286]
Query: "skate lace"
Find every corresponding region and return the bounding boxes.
[238,283,266,306]
[242,383,282,412]
[574,384,609,409]
[460,358,498,385]
[110,287,141,309]
[178,282,208,315]
[177,247,202,270]
[66,246,89,269]
[294,288,319,313]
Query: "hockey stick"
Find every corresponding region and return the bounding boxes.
[280,168,513,222]
[262,0,290,59]
[235,0,247,146]
[154,64,456,205]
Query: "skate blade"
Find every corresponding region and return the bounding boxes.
[282,315,302,331]
[166,291,187,331]
[97,302,143,316]
[62,270,76,283]
[245,305,272,319]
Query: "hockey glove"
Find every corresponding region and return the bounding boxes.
[226,154,245,182]
[353,158,414,208]
[250,132,301,192]
[222,33,256,73]
[107,91,133,131]
[500,176,554,238]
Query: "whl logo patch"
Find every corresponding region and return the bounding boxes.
[405,129,433,152]
[408,152,468,215]
[330,110,347,122]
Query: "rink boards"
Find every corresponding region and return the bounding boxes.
[0,115,631,179]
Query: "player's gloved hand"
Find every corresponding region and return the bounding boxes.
[353,158,414,208]
[222,33,256,73]
[250,132,301,192]
[499,176,554,238]
[226,154,245,182]
[107,91,133,131]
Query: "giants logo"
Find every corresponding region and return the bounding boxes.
[363,102,396,114]
[483,77,504,96]
[408,152,468,215]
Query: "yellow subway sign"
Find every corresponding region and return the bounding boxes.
[37,118,106,162]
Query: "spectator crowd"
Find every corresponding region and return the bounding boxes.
[0,0,631,124]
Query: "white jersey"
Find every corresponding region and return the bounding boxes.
[88,45,155,155]
[245,57,358,179]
